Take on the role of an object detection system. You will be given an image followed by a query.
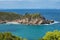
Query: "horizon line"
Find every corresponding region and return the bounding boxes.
[0,8,60,9]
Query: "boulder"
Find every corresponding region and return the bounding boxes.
[50,20,54,23]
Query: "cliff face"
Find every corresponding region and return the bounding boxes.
[0,12,54,24]
[18,17,54,25]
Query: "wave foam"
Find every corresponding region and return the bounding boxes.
[5,21,60,25]
[6,22,20,24]
[44,21,59,25]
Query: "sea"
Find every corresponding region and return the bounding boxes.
[0,9,60,40]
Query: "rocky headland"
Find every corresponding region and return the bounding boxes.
[0,12,54,25]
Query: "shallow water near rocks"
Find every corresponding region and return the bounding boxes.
[0,23,60,40]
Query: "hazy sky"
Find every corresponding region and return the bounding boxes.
[0,0,60,9]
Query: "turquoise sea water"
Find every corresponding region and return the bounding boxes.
[0,9,60,40]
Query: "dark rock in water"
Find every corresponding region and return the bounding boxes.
[50,20,54,23]
[46,20,51,24]
[41,20,54,24]
[45,20,54,24]
[0,22,6,24]
[41,20,46,24]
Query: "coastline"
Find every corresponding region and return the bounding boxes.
[6,22,20,24]
[0,12,54,25]
[0,21,58,25]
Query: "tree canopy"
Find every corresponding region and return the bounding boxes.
[40,30,60,40]
[0,32,27,40]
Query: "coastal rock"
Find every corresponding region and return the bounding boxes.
[0,21,6,24]
[39,20,54,24]
[0,12,54,25]
[50,20,54,23]
[17,18,54,25]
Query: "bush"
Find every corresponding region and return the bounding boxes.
[40,30,60,40]
[0,32,27,40]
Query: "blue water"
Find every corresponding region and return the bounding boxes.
[0,9,60,40]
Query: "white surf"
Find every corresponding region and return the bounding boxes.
[44,21,59,25]
[6,22,20,24]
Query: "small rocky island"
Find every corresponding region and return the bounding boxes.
[0,12,54,25]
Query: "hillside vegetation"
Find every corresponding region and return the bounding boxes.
[0,12,42,21]
[0,12,22,21]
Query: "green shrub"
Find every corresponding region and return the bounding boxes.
[40,30,60,40]
[0,32,27,40]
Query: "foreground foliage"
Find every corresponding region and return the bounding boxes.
[0,32,27,40]
[40,30,60,40]
[0,30,60,40]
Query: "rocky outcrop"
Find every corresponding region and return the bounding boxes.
[17,18,54,25]
[0,21,6,24]
[0,12,54,25]
[41,20,54,24]
[0,17,54,25]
